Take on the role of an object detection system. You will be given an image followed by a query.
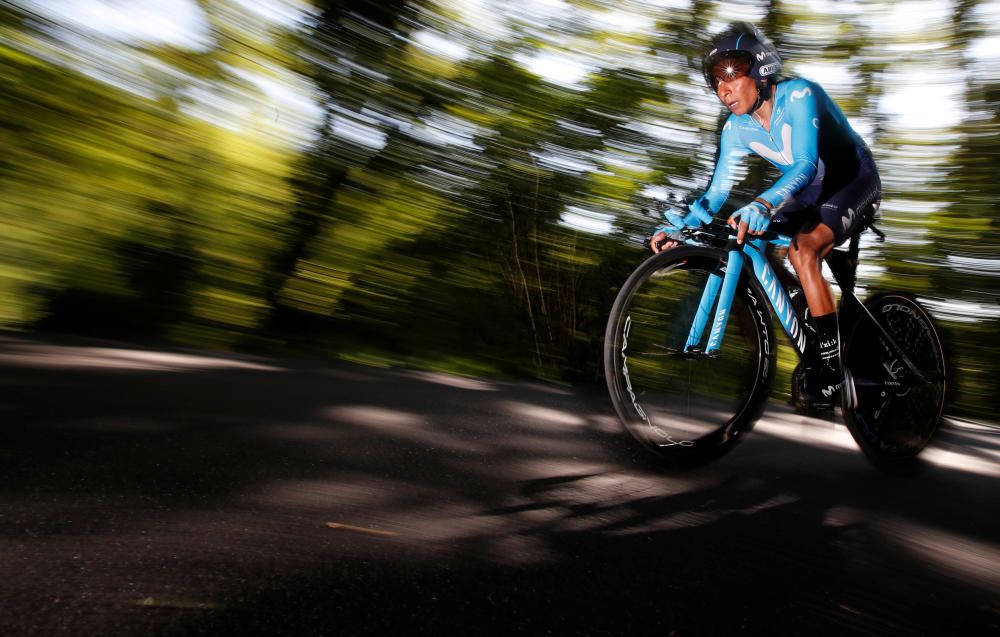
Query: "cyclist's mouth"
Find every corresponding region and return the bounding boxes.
[728,100,740,110]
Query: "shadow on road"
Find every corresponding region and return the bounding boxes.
[1,336,997,635]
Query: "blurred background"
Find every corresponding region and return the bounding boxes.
[1,0,997,417]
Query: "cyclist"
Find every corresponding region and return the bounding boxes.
[650,22,881,408]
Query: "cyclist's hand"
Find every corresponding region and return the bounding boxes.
[650,230,678,253]
[652,207,686,252]
[729,219,751,245]
[728,201,771,244]
[651,197,715,252]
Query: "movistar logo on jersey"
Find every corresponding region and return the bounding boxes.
[841,207,857,233]
[790,87,813,103]
[749,123,794,166]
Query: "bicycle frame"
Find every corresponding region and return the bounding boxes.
[686,233,809,357]
[682,227,932,388]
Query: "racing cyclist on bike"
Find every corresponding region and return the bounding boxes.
[650,23,882,409]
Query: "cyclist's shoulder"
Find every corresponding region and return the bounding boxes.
[778,77,823,102]
[780,76,816,89]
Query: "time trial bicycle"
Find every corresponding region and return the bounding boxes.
[603,218,947,468]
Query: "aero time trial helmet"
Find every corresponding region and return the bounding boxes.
[702,23,781,99]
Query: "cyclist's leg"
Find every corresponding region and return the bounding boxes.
[788,222,843,404]
[789,154,881,405]
[764,245,801,291]
[769,187,821,322]
[808,150,882,347]
[788,222,836,315]
[824,155,881,299]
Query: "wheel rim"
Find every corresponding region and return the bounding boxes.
[608,255,767,452]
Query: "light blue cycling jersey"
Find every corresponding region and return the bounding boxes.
[700,77,869,215]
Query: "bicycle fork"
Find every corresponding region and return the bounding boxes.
[684,241,807,356]
[684,251,745,355]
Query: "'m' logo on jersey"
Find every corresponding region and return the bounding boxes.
[749,123,794,166]
[841,207,857,233]
[790,87,813,103]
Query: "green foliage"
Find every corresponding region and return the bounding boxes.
[0,19,297,345]
[1,0,997,420]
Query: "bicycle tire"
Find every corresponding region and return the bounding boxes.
[842,292,947,465]
[603,246,776,464]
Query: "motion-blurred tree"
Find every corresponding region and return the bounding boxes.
[260,0,418,332]
[1,0,996,416]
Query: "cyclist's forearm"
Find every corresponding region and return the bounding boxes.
[700,125,748,216]
[701,158,741,214]
[700,185,730,215]
[757,160,817,209]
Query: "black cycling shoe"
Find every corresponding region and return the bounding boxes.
[798,362,843,411]
[792,363,844,414]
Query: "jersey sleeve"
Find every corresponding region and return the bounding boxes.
[701,117,749,214]
[757,80,820,209]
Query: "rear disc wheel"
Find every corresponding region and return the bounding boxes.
[842,293,947,466]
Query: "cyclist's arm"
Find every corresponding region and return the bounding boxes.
[701,118,749,214]
[755,80,820,210]
[650,119,746,252]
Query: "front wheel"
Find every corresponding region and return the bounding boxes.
[603,246,775,464]
[842,292,947,467]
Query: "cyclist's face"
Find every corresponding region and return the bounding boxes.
[712,58,758,116]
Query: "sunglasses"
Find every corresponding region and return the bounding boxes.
[711,57,752,87]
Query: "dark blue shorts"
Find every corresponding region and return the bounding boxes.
[772,150,882,246]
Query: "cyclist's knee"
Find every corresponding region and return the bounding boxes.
[788,241,817,271]
[791,226,833,263]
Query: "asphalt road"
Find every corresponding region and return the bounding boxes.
[1,335,998,636]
